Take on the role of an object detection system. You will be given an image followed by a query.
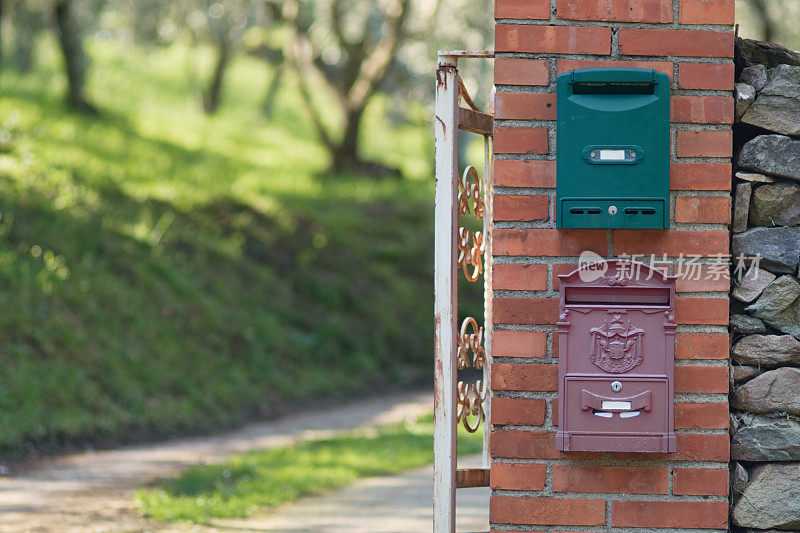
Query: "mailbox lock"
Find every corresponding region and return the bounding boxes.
[611,381,623,392]
[608,205,618,215]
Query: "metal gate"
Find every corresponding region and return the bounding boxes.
[433,50,494,533]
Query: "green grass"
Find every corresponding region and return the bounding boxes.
[0,36,484,456]
[135,413,483,523]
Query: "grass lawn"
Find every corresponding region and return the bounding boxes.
[135,413,483,523]
[0,35,483,456]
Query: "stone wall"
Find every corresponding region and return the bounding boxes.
[730,38,800,532]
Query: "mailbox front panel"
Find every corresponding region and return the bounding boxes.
[556,68,671,229]
[555,260,677,453]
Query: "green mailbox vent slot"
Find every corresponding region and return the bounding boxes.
[556,68,670,229]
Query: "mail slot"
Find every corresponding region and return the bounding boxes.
[555,259,677,453]
[556,68,670,229]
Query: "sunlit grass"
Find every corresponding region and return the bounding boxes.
[135,413,483,523]
[0,36,465,455]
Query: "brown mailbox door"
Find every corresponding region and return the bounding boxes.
[555,260,677,453]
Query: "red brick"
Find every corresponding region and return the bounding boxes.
[495,58,549,86]
[676,332,729,360]
[552,263,579,290]
[675,195,731,224]
[553,465,668,494]
[614,433,729,461]
[679,0,734,24]
[675,264,730,292]
[491,430,605,460]
[491,496,606,526]
[492,329,548,357]
[493,263,548,291]
[618,28,734,58]
[552,398,559,426]
[675,365,728,393]
[494,159,556,188]
[495,228,607,256]
[613,500,728,529]
[679,62,735,90]
[676,130,733,158]
[492,398,547,425]
[673,467,729,495]
[491,462,547,490]
[552,331,559,359]
[495,0,551,19]
[672,95,734,124]
[491,531,545,533]
[492,362,558,391]
[496,25,612,54]
[675,402,729,429]
[676,297,729,325]
[613,229,728,256]
[494,194,549,221]
[670,162,732,191]
[558,59,673,80]
[557,0,673,22]
[495,93,556,120]
[495,298,560,325]
[494,127,549,154]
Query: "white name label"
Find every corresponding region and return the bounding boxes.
[601,400,632,410]
[599,149,626,161]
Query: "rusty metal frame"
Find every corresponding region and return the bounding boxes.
[434,50,494,533]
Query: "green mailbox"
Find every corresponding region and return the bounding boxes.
[556,68,670,229]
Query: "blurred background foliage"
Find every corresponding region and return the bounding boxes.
[0,0,794,457]
[736,0,800,50]
[0,0,492,457]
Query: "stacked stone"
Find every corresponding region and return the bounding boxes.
[729,38,800,532]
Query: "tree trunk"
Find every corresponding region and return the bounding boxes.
[13,1,37,72]
[261,64,283,117]
[203,37,230,114]
[0,0,4,74]
[331,106,364,173]
[54,0,94,112]
[748,0,776,42]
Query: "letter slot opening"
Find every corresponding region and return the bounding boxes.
[571,82,655,95]
[564,286,671,306]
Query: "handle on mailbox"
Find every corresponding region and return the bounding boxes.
[569,68,658,85]
[581,389,652,412]
[569,68,661,95]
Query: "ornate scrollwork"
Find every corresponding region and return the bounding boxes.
[457,380,486,433]
[458,166,484,220]
[457,317,485,370]
[457,317,487,433]
[456,166,486,282]
[457,227,484,282]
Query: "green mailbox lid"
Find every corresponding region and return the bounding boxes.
[569,68,657,84]
[556,68,671,229]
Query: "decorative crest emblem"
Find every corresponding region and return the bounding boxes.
[589,312,645,373]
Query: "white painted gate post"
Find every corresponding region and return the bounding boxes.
[433,52,459,533]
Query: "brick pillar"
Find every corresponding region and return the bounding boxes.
[490,1,734,530]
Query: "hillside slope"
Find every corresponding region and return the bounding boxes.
[0,39,440,455]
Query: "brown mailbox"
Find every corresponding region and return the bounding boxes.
[555,259,677,453]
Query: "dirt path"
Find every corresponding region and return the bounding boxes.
[211,459,489,532]
[0,391,434,532]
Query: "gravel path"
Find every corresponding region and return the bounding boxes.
[0,391,484,532]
